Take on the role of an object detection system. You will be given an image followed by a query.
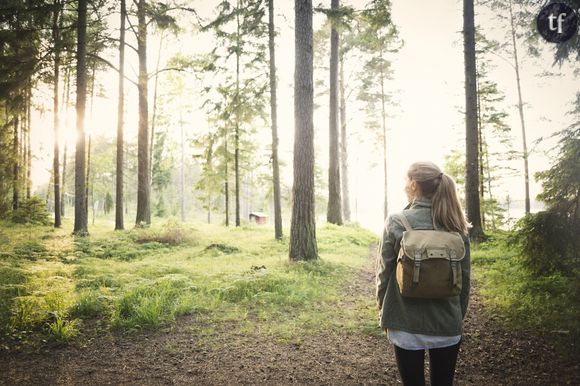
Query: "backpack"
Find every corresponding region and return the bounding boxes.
[395,213,465,299]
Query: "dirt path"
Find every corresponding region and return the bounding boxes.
[1,251,579,385]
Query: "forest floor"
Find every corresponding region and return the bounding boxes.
[1,248,579,386]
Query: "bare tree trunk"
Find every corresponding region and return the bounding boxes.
[61,142,67,216]
[180,113,185,222]
[149,33,163,182]
[26,85,31,199]
[53,0,62,227]
[508,0,530,215]
[290,0,318,261]
[327,0,342,226]
[224,128,229,227]
[12,114,19,210]
[234,0,241,227]
[476,75,485,229]
[339,55,350,222]
[115,0,126,230]
[268,0,283,240]
[85,62,96,220]
[61,63,71,217]
[135,0,151,226]
[74,0,88,235]
[463,0,484,241]
[379,52,388,220]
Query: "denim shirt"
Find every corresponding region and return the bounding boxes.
[376,198,471,336]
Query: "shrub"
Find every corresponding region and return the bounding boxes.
[11,196,51,225]
[511,211,579,276]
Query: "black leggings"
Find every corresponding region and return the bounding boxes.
[393,341,461,386]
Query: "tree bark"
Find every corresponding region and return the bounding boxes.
[224,128,229,227]
[135,0,151,226]
[12,114,19,211]
[476,75,485,229]
[53,0,61,227]
[508,0,530,215]
[268,0,283,240]
[115,0,126,230]
[180,113,185,222]
[379,51,388,220]
[463,0,484,241]
[327,0,342,225]
[26,84,31,199]
[234,0,241,227]
[74,0,88,235]
[149,33,163,182]
[339,54,350,222]
[289,0,318,261]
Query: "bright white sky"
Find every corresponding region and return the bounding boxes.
[31,0,579,234]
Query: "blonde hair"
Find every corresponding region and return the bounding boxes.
[407,161,470,235]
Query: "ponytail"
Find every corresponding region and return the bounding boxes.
[408,161,470,235]
[432,174,470,234]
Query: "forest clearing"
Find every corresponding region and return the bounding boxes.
[0,220,578,385]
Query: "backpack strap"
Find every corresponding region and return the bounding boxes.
[397,213,413,232]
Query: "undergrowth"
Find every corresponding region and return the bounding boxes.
[471,233,579,354]
[0,219,377,347]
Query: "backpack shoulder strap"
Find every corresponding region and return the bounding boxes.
[397,213,414,232]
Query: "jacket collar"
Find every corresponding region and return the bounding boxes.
[409,197,432,208]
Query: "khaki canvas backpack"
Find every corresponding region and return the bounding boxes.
[395,214,465,299]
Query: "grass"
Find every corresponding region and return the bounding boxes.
[0,218,378,347]
[471,233,580,354]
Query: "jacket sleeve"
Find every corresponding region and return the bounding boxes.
[376,215,400,310]
[460,237,471,319]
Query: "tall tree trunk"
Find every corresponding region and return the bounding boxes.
[53,0,62,227]
[12,114,19,210]
[115,0,126,230]
[149,33,163,182]
[327,0,342,225]
[85,62,96,219]
[379,52,388,220]
[508,0,530,215]
[26,84,32,199]
[339,54,350,222]
[268,0,283,240]
[224,128,229,227]
[180,113,185,222]
[74,0,88,235]
[234,0,241,227]
[463,0,484,241]
[60,9,69,217]
[135,0,151,226]
[61,142,67,216]
[476,75,485,229]
[289,0,318,261]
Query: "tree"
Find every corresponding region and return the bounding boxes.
[513,94,580,275]
[463,0,484,241]
[52,0,62,228]
[268,0,283,240]
[135,0,151,227]
[289,0,318,261]
[115,0,126,230]
[203,0,268,227]
[480,0,533,215]
[74,0,89,235]
[357,0,397,221]
[326,0,342,225]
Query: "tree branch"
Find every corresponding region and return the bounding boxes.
[86,53,138,87]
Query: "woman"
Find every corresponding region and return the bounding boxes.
[376,161,471,386]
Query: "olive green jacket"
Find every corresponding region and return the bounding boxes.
[376,198,471,336]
